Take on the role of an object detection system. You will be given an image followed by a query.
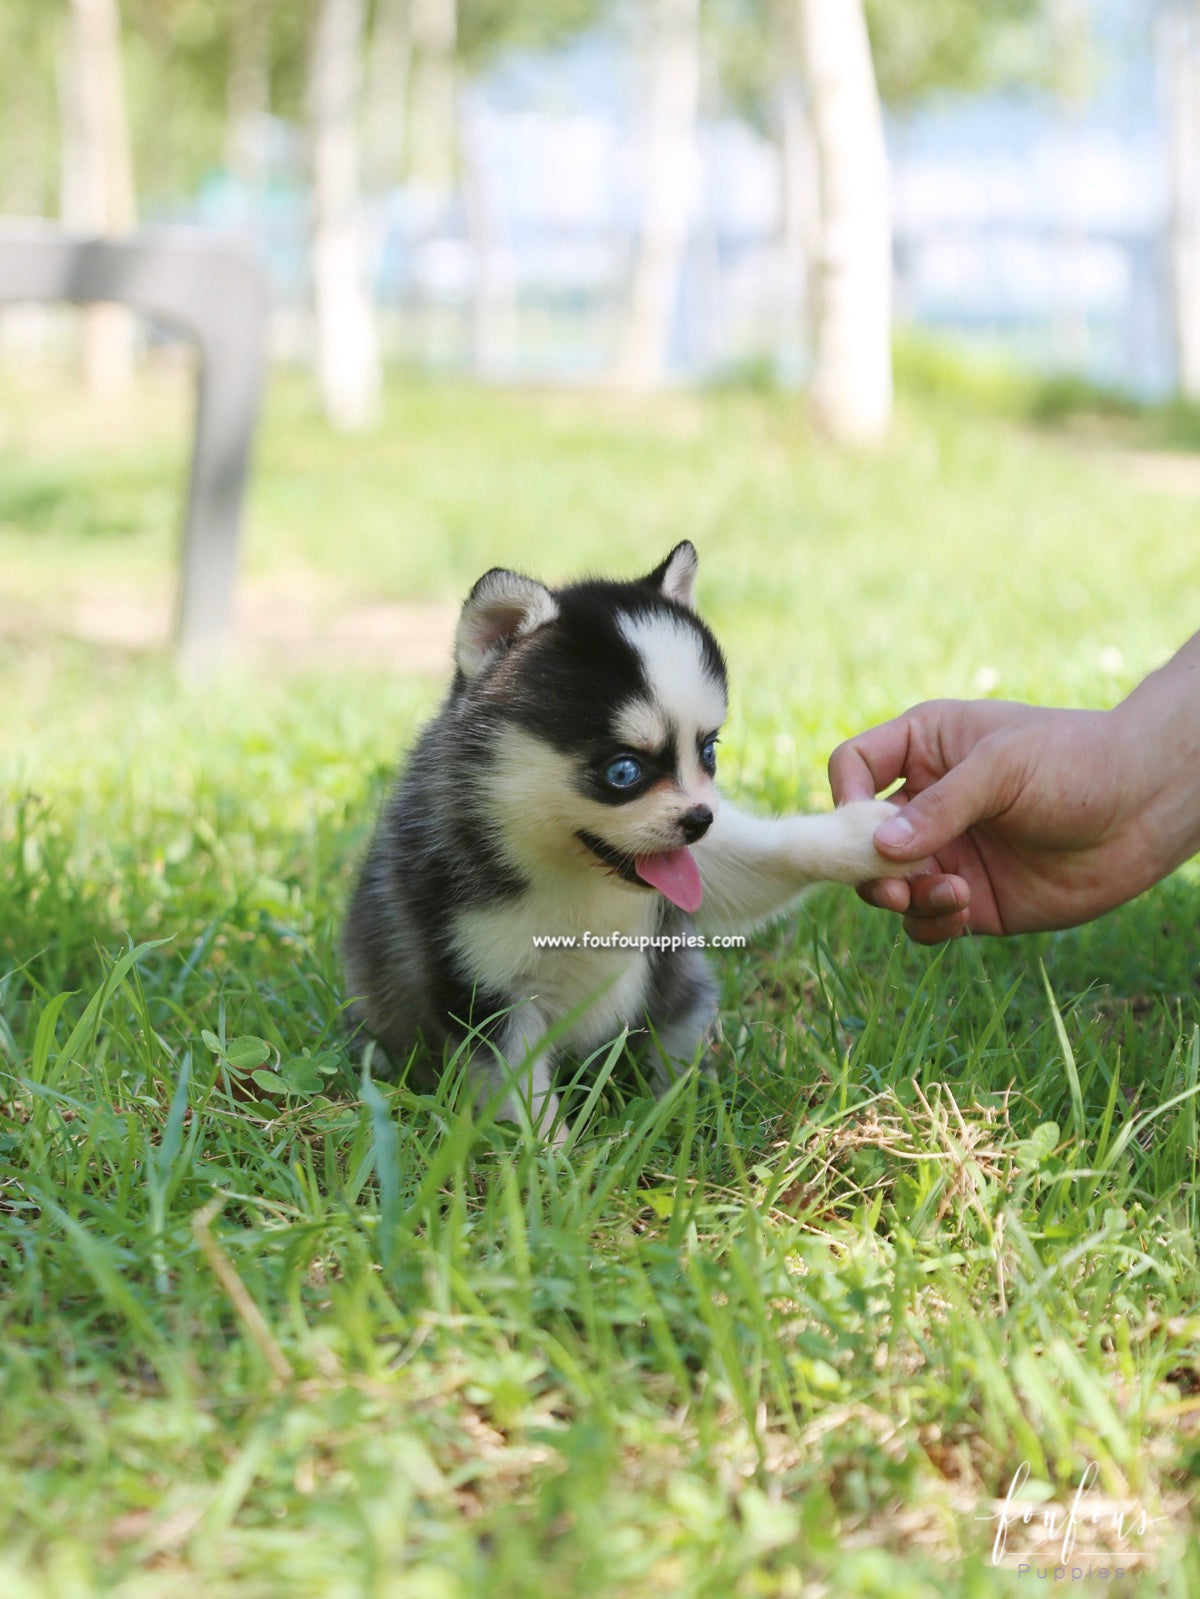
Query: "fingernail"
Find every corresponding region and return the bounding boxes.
[928,880,960,912]
[867,881,905,912]
[875,814,915,852]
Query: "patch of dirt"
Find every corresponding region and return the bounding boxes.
[1,573,458,675]
[1091,448,1200,496]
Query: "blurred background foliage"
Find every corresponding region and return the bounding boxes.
[2,0,1198,443]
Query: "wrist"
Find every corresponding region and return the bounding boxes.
[1110,663,1200,879]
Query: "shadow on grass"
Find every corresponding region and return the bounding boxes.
[1044,870,1200,992]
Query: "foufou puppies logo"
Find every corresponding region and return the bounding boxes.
[982,1461,1162,1568]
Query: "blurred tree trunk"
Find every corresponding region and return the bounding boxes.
[614,0,700,388]
[407,0,457,203]
[771,0,818,386]
[227,0,271,193]
[309,0,383,430]
[462,107,517,377]
[794,0,892,443]
[1048,0,1091,371]
[1163,0,1200,400]
[60,0,137,396]
[363,0,412,193]
[778,83,818,375]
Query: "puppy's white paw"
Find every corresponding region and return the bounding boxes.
[835,799,927,884]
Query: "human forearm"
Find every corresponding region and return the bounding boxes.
[1110,630,1200,879]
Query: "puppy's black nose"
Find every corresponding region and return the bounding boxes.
[678,805,713,844]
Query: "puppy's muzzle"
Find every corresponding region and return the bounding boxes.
[678,805,714,844]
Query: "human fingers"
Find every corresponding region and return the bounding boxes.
[905,872,970,921]
[859,868,969,924]
[886,870,973,942]
[828,714,922,806]
[903,904,971,944]
[857,876,914,914]
[871,740,1012,865]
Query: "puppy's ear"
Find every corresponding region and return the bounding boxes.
[455,568,559,678]
[646,541,698,610]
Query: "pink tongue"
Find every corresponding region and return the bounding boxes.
[635,847,703,913]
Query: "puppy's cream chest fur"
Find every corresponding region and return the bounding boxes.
[452,875,661,1049]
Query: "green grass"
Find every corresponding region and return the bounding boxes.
[2,356,1200,1596]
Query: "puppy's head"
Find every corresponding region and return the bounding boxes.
[455,542,727,911]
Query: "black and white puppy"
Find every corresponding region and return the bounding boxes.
[343,542,914,1138]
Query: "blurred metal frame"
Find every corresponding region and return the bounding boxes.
[0,221,268,671]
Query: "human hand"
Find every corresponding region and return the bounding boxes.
[828,699,1171,942]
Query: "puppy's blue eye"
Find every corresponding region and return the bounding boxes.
[700,737,717,774]
[604,756,643,789]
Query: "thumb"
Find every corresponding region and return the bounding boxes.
[872,746,1004,862]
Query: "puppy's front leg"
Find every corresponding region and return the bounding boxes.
[468,1002,565,1145]
[692,799,920,937]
